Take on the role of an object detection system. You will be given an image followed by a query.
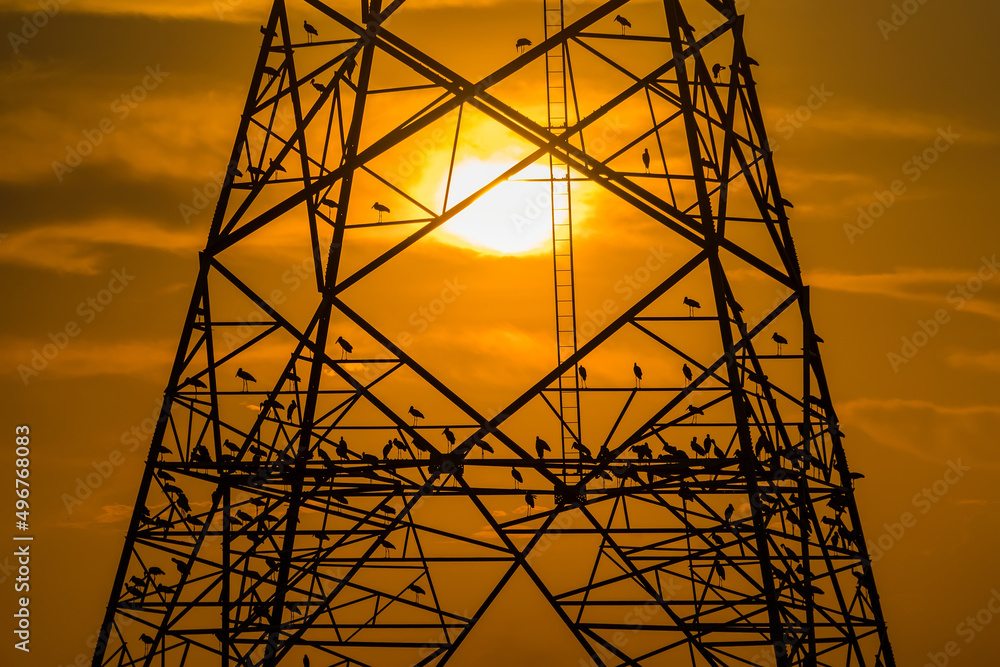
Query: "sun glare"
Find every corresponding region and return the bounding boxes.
[436,159,555,255]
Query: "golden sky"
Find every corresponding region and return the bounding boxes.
[1,0,999,665]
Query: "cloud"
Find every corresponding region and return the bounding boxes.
[0,218,203,274]
[765,102,998,145]
[5,338,175,382]
[805,266,1000,320]
[95,503,134,523]
[839,397,1000,469]
[946,350,1000,374]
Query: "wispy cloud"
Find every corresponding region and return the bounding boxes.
[805,267,1000,320]
[946,349,1000,374]
[839,397,1000,469]
[0,219,202,274]
[3,338,174,381]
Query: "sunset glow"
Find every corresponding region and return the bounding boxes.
[437,160,556,255]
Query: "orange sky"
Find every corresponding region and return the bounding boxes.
[1,1,999,666]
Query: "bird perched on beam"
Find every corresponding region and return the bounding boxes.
[772,332,788,355]
[515,37,531,53]
[303,20,318,43]
[614,14,631,34]
[682,363,693,386]
[408,405,425,426]
[578,365,588,388]
[633,362,643,388]
[535,436,551,459]
[335,336,353,360]
[642,148,650,173]
[236,367,256,392]
[712,63,726,81]
[372,202,390,222]
[511,467,523,488]
[683,296,700,316]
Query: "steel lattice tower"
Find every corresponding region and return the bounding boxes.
[94,0,896,665]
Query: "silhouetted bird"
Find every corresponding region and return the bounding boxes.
[304,20,318,43]
[641,148,650,173]
[724,503,735,524]
[171,557,189,575]
[535,436,551,459]
[382,441,393,459]
[236,367,256,391]
[372,202,390,222]
[631,443,652,461]
[691,436,708,456]
[712,63,726,80]
[341,56,357,80]
[335,336,353,359]
[515,37,531,53]
[303,655,310,667]
[614,14,631,34]
[139,633,154,648]
[183,376,207,394]
[320,197,337,211]
[511,467,523,488]
[708,436,725,458]
[745,56,760,67]
[578,365,588,388]
[525,491,535,514]
[408,405,424,425]
[148,566,165,577]
[633,362,643,388]
[270,158,285,173]
[408,583,426,597]
[780,197,793,209]
[683,296,700,316]
[286,400,297,421]
[682,363,693,386]
[336,436,349,460]
[393,439,407,458]
[476,438,494,458]
[572,441,594,461]
[772,332,788,354]
[310,79,325,93]
[260,25,275,38]
[442,427,456,451]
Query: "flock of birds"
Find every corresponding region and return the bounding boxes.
[127,18,863,659]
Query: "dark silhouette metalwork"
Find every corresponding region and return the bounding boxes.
[93,1,895,665]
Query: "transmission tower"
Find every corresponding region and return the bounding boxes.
[94,1,896,666]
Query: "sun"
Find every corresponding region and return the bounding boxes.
[435,159,555,255]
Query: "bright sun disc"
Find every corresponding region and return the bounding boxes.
[437,159,554,255]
